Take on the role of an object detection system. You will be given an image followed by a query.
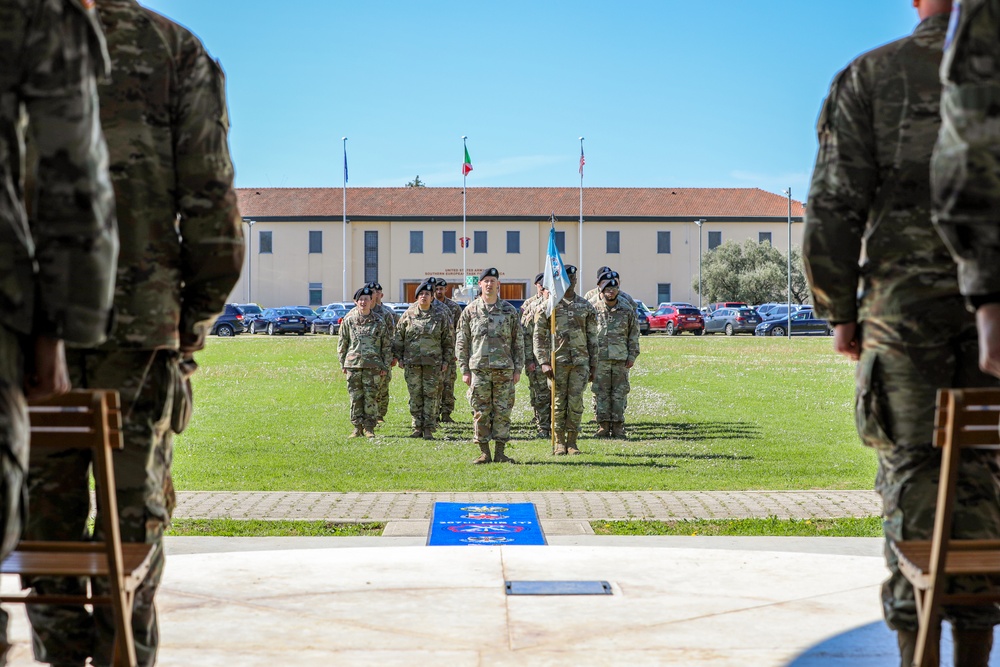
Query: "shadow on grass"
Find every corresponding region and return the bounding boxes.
[517,459,679,470]
[614,452,753,461]
[621,421,761,442]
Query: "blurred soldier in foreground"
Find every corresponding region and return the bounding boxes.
[803,1,1000,663]
[1,0,118,660]
[340,286,391,438]
[394,280,454,439]
[522,274,551,438]
[533,265,597,455]
[366,281,398,424]
[455,268,523,464]
[22,2,244,665]
[591,278,639,439]
[431,278,461,423]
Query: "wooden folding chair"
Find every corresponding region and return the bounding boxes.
[0,390,155,667]
[893,387,1000,667]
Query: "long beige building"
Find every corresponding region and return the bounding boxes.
[232,187,806,308]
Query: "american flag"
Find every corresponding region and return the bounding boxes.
[579,145,585,176]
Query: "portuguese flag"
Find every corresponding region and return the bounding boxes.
[462,145,473,176]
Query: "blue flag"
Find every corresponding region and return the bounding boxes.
[542,227,569,315]
[343,149,349,184]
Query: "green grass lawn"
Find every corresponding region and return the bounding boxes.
[592,517,883,537]
[173,333,874,492]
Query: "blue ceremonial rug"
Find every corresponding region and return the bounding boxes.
[427,502,547,546]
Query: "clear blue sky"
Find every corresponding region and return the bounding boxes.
[140,0,919,198]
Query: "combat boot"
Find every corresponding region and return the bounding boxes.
[953,627,993,666]
[493,442,515,464]
[364,421,377,438]
[422,427,435,440]
[537,429,550,439]
[566,430,581,455]
[440,414,455,423]
[594,421,611,438]
[611,422,627,439]
[473,442,492,464]
[409,427,423,438]
[896,629,939,667]
[349,426,364,438]
[553,432,568,456]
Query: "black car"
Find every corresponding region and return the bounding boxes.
[210,304,245,337]
[292,306,321,330]
[636,307,650,336]
[236,303,264,332]
[250,307,308,335]
[755,310,833,337]
[311,306,348,334]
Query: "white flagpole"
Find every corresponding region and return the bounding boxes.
[578,137,584,281]
[342,137,348,301]
[462,135,468,295]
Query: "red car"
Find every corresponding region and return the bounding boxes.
[648,305,705,335]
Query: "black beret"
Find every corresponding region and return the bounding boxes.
[434,277,447,287]
[415,280,434,296]
[354,286,373,300]
[597,266,612,279]
[599,278,619,292]
[598,270,619,283]
[565,265,577,276]
[534,272,545,285]
[479,267,499,281]
[366,282,383,291]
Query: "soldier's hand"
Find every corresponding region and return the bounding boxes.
[380,370,387,377]
[26,336,70,400]
[513,372,521,384]
[833,322,861,361]
[527,362,536,372]
[463,373,471,386]
[590,371,597,383]
[441,364,448,372]
[342,369,348,374]
[976,304,1000,378]
[541,364,553,379]
[626,360,634,369]
[391,358,398,368]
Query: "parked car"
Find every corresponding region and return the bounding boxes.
[292,306,320,330]
[707,301,749,314]
[249,307,308,335]
[657,301,696,310]
[704,307,761,335]
[388,302,409,317]
[319,301,355,314]
[648,305,704,335]
[505,298,526,312]
[236,303,264,332]
[636,309,650,335]
[210,304,245,337]
[311,305,348,334]
[760,304,800,321]
[755,310,832,337]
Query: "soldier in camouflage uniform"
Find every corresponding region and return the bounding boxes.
[23,3,245,664]
[340,286,392,437]
[533,265,597,456]
[432,278,462,423]
[521,274,551,438]
[0,0,117,659]
[367,281,398,424]
[592,278,640,439]
[456,268,524,464]
[393,280,454,439]
[585,267,637,311]
[803,2,1000,663]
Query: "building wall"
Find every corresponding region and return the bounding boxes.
[228,217,804,308]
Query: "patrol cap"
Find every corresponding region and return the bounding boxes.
[597,266,612,279]
[534,272,545,285]
[366,282,383,291]
[599,278,619,292]
[479,267,499,281]
[565,265,577,276]
[414,280,434,296]
[354,286,374,300]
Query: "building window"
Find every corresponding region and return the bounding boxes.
[606,231,620,254]
[259,230,272,254]
[443,230,456,254]
[708,231,722,250]
[474,231,487,254]
[309,283,322,306]
[507,230,520,254]
[657,231,671,254]
[410,230,423,254]
[364,231,378,283]
[309,230,322,254]
[555,231,566,253]
[759,232,772,245]
[657,283,671,305]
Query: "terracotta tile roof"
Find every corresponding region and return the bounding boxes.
[236,187,805,219]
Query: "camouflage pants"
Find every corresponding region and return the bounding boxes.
[377,367,392,419]
[550,363,589,435]
[856,333,1000,632]
[346,368,381,428]
[438,357,457,418]
[404,364,442,430]
[527,365,551,431]
[0,326,27,658]
[592,360,630,422]
[467,369,516,444]
[25,348,176,667]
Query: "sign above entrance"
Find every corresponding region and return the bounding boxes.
[465,276,477,287]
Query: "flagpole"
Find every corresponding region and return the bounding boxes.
[462,135,468,295]
[549,213,557,455]
[578,137,584,282]
[342,136,348,301]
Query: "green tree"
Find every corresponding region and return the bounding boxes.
[693,239,808,305]
[405,175,425,188]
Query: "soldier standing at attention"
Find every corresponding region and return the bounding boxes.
[803,2,1000,663]
[591,277,640,439]
[522,274,552,438]
[455,268,523,464]
[585,267,637,310]
[340,287,391,438]
[533,265,597,456]
[0,0,117,657]
[393,280,454,440]
[583,266,612,303]
[366,281,398,425]
[432,278,462,423]
[22,2,245,664]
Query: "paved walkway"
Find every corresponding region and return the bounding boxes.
[175,490,880,522]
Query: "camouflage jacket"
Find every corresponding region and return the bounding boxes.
[435,296,463,331]
[94,0,243,352]
[393,303,454,366]
[803,14,969,343]
[456,297,524,374]
[932,0,1000,300]
[585,287,637,311]
[520,296,543,365]
[338,309,391,371]
[593,298,640,363]
[372,302,398,335]
[0,0,117,345]
[533,293,598,371]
